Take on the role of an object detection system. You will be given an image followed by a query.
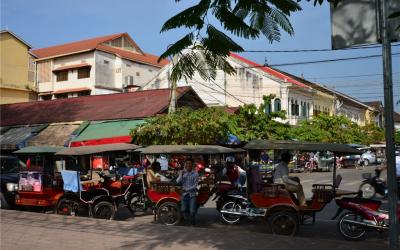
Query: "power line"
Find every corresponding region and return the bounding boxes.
[242,43,400,53]
[307,72,400,80]
[269,53,400,67]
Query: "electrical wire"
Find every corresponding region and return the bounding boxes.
[242,43,400,53]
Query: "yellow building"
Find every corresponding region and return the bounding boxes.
[0,30,36,104]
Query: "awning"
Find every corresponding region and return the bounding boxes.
[53,63,91,72]
[14,146,64,154]
[0,125,48,150]
[56,143,140,156]
[70,119,145,147]
[244,140,361,154]
[27,123,81,147]
[136,145,245,155]
[53,87,91,95]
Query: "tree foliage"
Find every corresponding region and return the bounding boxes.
[291,114,385,145]
[158,0,302,84]
[131,94,289,145]
[235,95,291,141]
[131,107,237,145]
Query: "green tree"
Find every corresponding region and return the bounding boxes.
[396,130,400,145]
[291,114,365,144]
[360,123,385,145]
[235,95,291,141]
[130,107,237,145]
[131,94,290,145]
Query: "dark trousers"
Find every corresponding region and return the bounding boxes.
[181,194,197,225]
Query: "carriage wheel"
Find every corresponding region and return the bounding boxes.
[269,211,299,236]
[92,201,115,220]
[220,200,242,225]
[157,201,181,226]
[56,198,80,216]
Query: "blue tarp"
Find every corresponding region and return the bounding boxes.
[61,170,81,192]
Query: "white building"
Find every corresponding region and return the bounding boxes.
[32,33,168,100]
[143,51,318,125]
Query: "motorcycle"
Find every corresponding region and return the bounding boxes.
[333,196,400,241]
[358,168,400,199]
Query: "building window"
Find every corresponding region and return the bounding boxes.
[77,91,90,97]
[148,69,153,72]
[291,100,299,116]
[104,60,109,64]
[136,72,140,76]
[264,101,272,114]
[125,75,134,85]
[41,95,52,101]
[126,64,131,67]
[274,99,281,112]
[77,67,90,79]
[55,93,68,99]
[56,70,68,82]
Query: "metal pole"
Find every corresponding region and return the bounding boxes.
[379,0,398,249]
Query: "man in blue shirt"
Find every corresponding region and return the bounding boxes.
[177,158,199,225]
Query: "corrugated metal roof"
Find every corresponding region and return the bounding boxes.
[14,146,64,154]
[56,143,140,156]
[0,125,47,150]
[27,123,81,147]
[71,120,145,142]
[136,145,244,155]
[0,87,202,127]
[244,139,360,154]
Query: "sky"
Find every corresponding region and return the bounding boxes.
[1,0,399,111]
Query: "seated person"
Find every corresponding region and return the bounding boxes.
[273,153,306,206]
[146,161,171,185]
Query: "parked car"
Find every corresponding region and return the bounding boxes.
[0,155,26,209]
[360,151,376,166]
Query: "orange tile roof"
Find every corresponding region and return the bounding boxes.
[53,87,91,94]
[31,33,169,68]
[32,33,125,59]
[96,44,169,68]
[230,53,309,89]
[53,63,91,71]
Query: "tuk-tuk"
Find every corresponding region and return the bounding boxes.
[218,139,361,236]
[55,143,141,219]
[133,145,245,225]
[13,146,64,208]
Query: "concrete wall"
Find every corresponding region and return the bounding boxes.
[53,52,95,92]
[0,32,34,103]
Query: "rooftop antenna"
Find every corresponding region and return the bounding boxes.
[264,57,268,66]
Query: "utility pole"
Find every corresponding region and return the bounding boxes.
[379,0,398,249]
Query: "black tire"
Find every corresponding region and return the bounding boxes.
[363,159,369,167]
[128,193,147,215]
[269,211,299,236]
[92,201,115,220]
[0,192,10,209]
[220,200,243,225]
[157,201,181,226]
[337,212,366,241]
[56,198,81,216]
[359,183,376,199]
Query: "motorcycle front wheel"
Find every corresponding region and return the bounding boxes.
[337,212,366,241]
[359,183,376,199]
[220,200,243,225]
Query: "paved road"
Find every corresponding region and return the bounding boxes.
[1,165,393,249]
[0,209,388,250]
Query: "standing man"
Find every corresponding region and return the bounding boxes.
[177,158,199,225]
[274,152,306,206]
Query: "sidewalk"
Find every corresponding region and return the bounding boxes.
[0,209,386,250]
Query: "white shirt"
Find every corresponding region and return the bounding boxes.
[396,156,400,177]
[273,162,298,185]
